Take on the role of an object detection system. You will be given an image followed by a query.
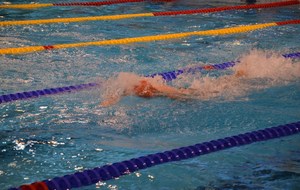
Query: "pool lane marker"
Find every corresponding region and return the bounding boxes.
[0,0,173,9]
[0,52,299,105]
[0,1,299,26]
[8,121,300,190]
[0,19,299,55]
[0,83,99,105]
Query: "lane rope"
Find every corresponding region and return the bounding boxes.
[1,52,299,105]
[0,19,299,55]
[0,0,173,9]
[153,0,300,16]
[0,83,99,105]
[0,1,299,26]
[8,121,300,190]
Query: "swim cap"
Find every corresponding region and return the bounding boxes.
[133,80,157,98]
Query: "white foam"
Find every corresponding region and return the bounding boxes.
[100,49,300,103]
[234,49,300,82]
[100,72,166,102]
[185,49,300,100]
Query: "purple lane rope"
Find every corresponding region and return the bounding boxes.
[0,83,99,105]
[9,121,300,190]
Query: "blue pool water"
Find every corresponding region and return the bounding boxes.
[0,0,300,189]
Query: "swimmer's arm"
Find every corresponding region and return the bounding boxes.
[153,84,181,94]
[235,70,247,77]
[100,95,121,107]
[153,84,190,98]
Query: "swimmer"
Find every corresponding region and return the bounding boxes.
[100,68,248,107]
[100,79,192,107]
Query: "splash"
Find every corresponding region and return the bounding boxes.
[100,72,166,106]
[234,49,300,82]
[179,50,300,100]
[100,49,300,105]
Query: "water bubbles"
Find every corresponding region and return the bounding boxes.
[74,166,83,171]
[95,148,103,152]
[8,161,17,168]
[96,181,106,188]
[13,139,26,150]
[148,174,155,181]
[39,106,48,110]
[108,184,118,190]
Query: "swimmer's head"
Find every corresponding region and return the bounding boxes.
[133,80,157,98]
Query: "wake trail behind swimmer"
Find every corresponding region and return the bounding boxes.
[100,50,300,107]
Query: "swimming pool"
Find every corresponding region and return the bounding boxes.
[1,0,300,189]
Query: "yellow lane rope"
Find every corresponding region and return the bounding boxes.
[0,22,279,55]
[0,13,154,26]
[0,3,53,9]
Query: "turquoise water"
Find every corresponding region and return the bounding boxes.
[0,0,300,189]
